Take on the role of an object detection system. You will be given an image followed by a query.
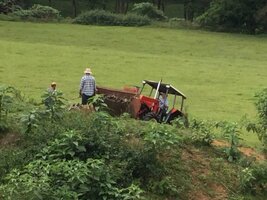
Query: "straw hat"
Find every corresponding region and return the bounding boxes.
[84,68,92,74]
[51,82,57,86]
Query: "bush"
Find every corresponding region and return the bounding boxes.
[13,4,60,21]
[131,2,167,21]
[239,163,267,195]
[256,5,267,32]
[196,0,267,34]
[73,9,151,26]
[255,88,267,152]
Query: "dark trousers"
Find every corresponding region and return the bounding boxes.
[82,93,93,105]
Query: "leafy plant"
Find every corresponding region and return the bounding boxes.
[41,90,66,121]
[239,163,267,195]
[244,88,267,153]
[216,121,242,162]
[13,4,60,21]
[36,130,86,160]
[73,9,151,26]
[190,119,214,146]
[239,167,256,192]
[20,109,40,134]
[0,85,20,132]
[87,94,107,112]
[131,2,167,21]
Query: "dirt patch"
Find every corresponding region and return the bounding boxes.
[212,140,265,161]
[0,132,20,148]
[182,146,228,200]
[239,147,265,161]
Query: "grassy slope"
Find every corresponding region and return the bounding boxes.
[0,21,266,122]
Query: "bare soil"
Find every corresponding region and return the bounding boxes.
[0,132,20,148]
[212,140,265,161]
[182,146,228,200]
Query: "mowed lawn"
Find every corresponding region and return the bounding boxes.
[0,21,266,124]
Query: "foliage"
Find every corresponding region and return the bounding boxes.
[0,158,143,200]
[41,90,66,121]
[0,148,29,181]
[36,130,86,160]
[239,163,267,195]
[255,5,267,32]
[216,121,242,162]
[12,4,60,21]
[20,109,39,134]
[189,119,214,146]
[131,2,167,21]
[73,9,151,26]
[196,0,267,34]
[255,88,267,130]
[87,94,107,111]
[0,85,20,132]
[245,88,267,153]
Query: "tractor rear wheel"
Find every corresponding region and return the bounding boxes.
[143,112,158,122]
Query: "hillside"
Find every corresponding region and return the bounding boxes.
[0,92,266,199]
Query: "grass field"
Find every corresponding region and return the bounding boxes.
[0,21,266,126]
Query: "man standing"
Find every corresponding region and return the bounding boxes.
[80,68,96,105]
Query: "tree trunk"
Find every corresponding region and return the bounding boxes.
[155,0,165,11]
[48,0,52,7]
[72,0,77,17]
[115,0,128,14]
[184,0,194,21]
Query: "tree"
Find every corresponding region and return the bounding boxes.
[115,0,129,14]
[88,0,107,10]
[72,0,77,17]
[152,0,165,11]
[184,0,194,21]
[196,0,266,34]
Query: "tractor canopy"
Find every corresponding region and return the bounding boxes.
[142,80,186,99]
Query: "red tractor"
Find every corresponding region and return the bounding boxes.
[96,80,187,124]
[137,80,186,123]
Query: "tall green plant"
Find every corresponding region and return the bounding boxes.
[190,119,214,146]
[87,94,107,112]
[245,89,267,153]
[41,90,66,121]
[0,85,19,132]
[216,121,242,162]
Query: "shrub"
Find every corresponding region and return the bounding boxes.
[131,2,167,21]
[239,163,267,195]
[196,0,267,34]
[255,88,267,152]
[189,119,214,146]
[256,5,267,32]
[122,13,151,26]
[0,85,21,133]
[73,9,151,26]
[13,4,60,21]
[0,158,143,200]
[215,121,242,162]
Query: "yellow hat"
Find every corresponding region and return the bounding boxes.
[84,68,92,74]
[51,82,57,86]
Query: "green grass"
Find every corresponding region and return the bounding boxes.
[0,21,266,125]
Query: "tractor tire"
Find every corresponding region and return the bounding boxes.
[143,112,158,122]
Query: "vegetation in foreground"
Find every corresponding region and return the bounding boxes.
[0,85,266,199]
